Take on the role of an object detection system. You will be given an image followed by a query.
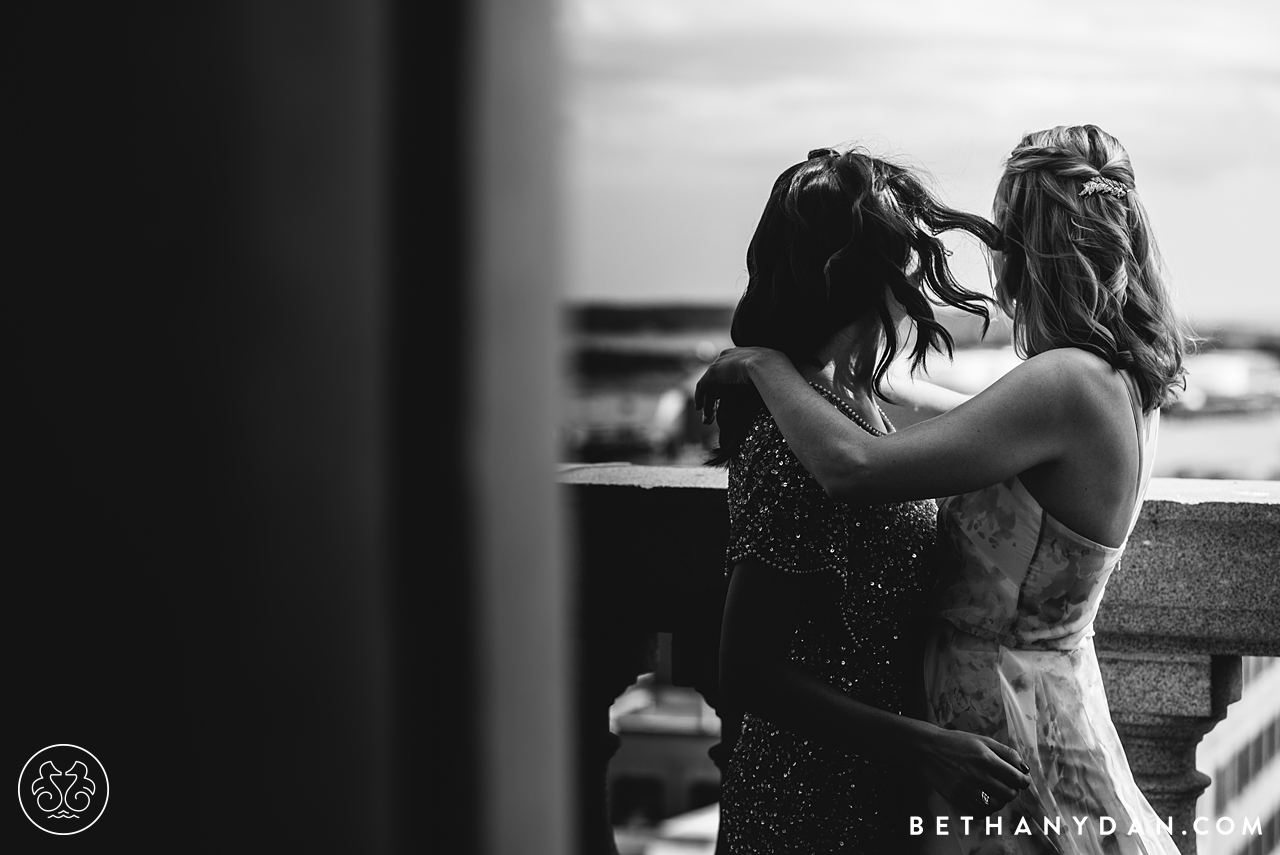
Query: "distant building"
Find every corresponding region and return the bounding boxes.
[563,304,730,463]
[1196,657,1280,855]
[608,633,722,855]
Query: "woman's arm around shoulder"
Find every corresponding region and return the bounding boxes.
[880,363,974,420]
[698,346,1109,505]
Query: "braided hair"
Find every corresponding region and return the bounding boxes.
[993,125,1194,411]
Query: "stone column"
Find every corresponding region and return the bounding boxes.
[1096,645,1242,854]
[566,466,734,854]
[576,622,658,855]
[672,603,742,855]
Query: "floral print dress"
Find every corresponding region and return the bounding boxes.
[922,373,1179,855]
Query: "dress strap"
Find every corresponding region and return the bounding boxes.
[1119,370,1149,533]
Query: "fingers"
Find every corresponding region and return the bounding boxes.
[693,347,762,424]
[982,737,1033,790]
[694,366,727,424]
[693,368,719,424]
[696,378,716,422]
[697,386,719,424]
[973,781,1017,814]
[945,777,1017,816]
[939,779,1015,817]
[927,732,1033,818]
[984,737,1027,772]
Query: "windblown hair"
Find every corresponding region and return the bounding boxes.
[709,147,999,465]
[993,125,1193,412]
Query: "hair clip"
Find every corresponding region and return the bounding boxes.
[1079,176,1129,199]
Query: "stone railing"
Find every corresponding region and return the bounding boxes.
[561,464,1280,855]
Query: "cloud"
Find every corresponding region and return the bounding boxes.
[562,0,1280,323]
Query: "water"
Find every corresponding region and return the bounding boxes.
[564,305,1280,481]
[1154,412,1280,480]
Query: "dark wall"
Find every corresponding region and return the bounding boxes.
[11,3,472,850]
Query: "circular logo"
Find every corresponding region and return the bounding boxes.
[18,744,109,835]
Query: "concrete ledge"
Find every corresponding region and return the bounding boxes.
[564,465,1276,851]
[559,462,727,490]
[1095,650,1216,718]
[1097,484,1280,656]
[559,463,1280,502]
[562,465,1280,656]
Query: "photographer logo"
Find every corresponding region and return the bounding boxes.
[18,744,109,835]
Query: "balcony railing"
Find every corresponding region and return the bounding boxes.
[562,464,1280,855]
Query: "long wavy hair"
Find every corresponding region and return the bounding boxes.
[993,125,1194,412]
[709,147,999,465]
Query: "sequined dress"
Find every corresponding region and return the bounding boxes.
[721,385,942,854]
[922,372,1178,854]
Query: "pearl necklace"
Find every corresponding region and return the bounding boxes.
[808,382,892,437]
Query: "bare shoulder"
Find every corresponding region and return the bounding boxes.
[1016,347,1118,387]
[1014,348,1126,415]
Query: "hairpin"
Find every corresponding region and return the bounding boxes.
[1079,176,1129,199]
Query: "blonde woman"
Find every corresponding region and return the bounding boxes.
[698,125,1192,855]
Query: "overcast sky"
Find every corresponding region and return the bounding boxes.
[560,0,1280,329]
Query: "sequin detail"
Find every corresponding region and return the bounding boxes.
[722,385,942,853]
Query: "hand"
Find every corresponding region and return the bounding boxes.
[914,727,1032,816]
[693,346,777,424]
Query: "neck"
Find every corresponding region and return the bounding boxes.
[800,319,881,398]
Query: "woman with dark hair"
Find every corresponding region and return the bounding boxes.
[699,126,1191,855]
[713,147,1031,854]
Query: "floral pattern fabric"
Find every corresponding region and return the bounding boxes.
[922,381,1178,855]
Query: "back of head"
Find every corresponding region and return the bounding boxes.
[709,147,999,465]
[993,124,1193,411]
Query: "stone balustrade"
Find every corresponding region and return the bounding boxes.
[562,463,1280,855]
[1091,479,1280,852]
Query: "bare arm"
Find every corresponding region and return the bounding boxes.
[697,347,1082,505]
[722,559,1031,812]
[880,364,973,420]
